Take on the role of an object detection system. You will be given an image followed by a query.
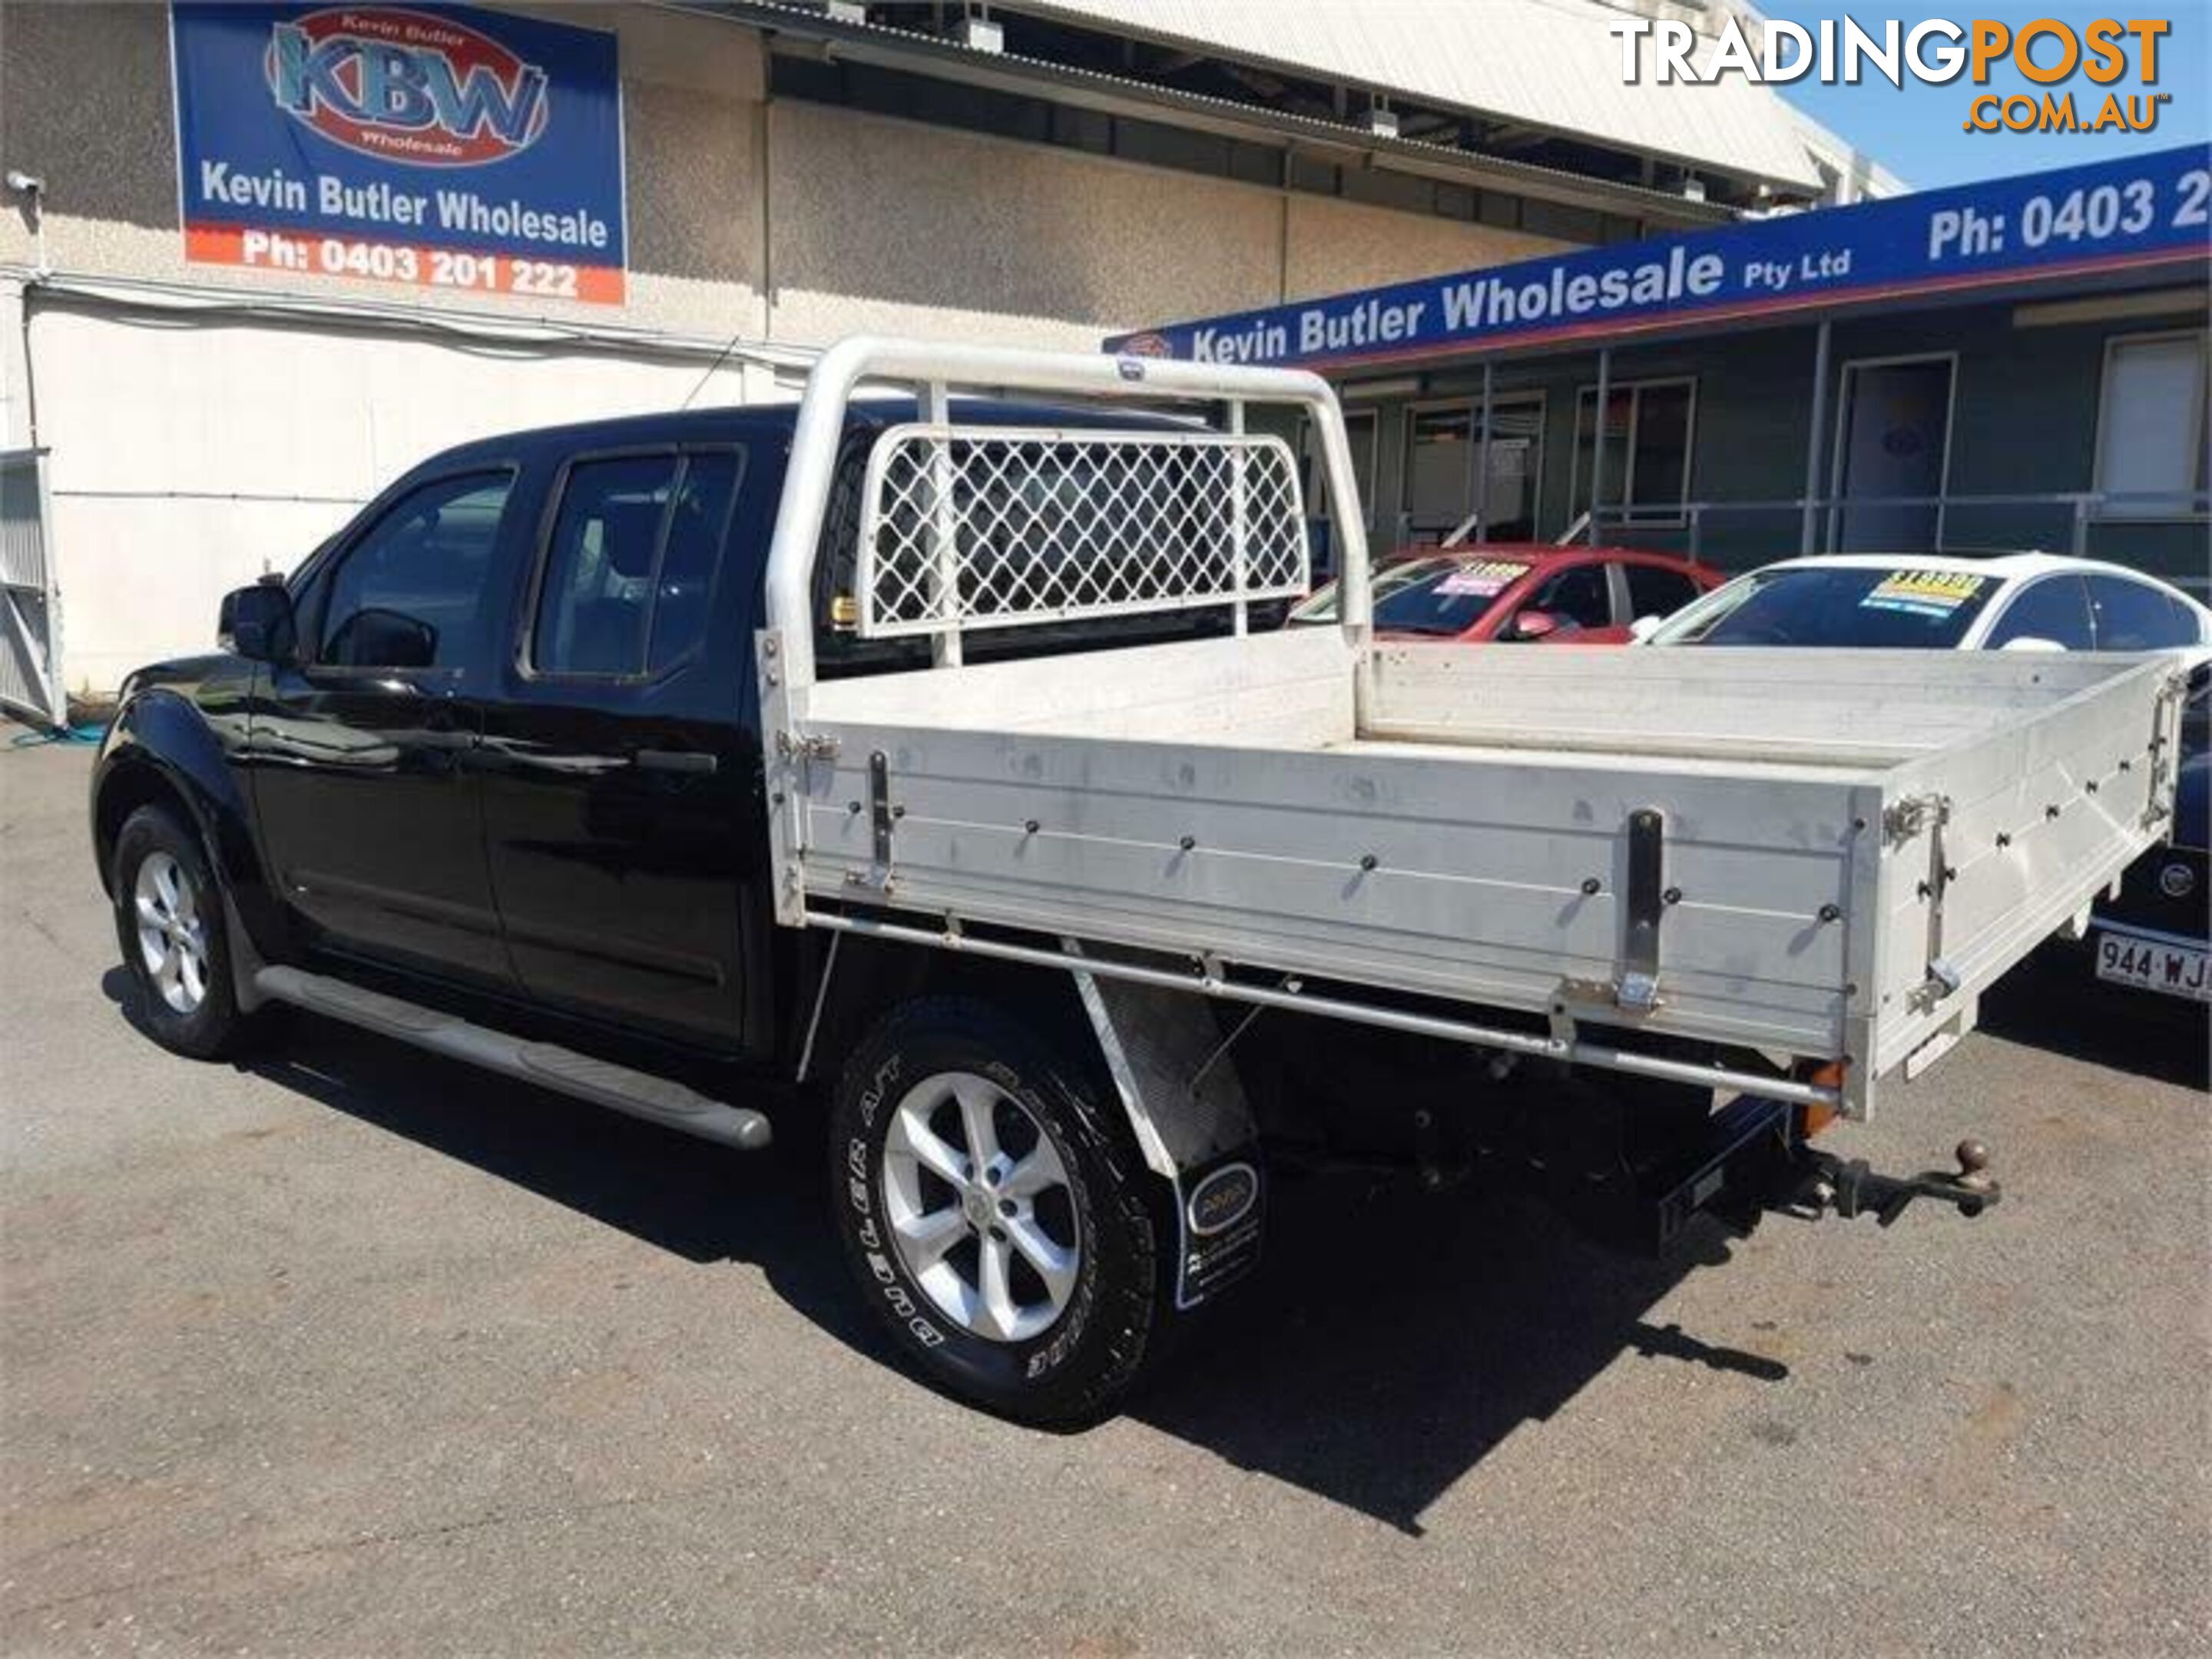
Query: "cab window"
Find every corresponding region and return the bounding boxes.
[316,472,514,671]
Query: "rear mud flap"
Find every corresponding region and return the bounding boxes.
[1070,964,1264,1310]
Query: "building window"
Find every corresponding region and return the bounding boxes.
[1343,165,1436,214]
[1473,393,1545,541]
[1571,378,1696,528]
[2096,330,2208,519]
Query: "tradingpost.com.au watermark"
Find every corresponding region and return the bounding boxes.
[1611,15,2174,134]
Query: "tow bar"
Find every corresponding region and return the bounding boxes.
[1783,1137,1999,1228]
[1646,1097,2001,1251]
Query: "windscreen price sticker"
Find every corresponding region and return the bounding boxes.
[1435,561,1532,598]
[1862,569,1986,619]
[185,226,618,303]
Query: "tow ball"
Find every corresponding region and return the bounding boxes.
[1788,1138,2000,1227]
[1644,1101,2001,1253]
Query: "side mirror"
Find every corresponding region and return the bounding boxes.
[326,606,435,670]
[1508,609,1560,642]
[1628,614,1664,643]
[218,582,295,663]
[1998,635,2065,654]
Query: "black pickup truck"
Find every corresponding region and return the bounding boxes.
[93,396,1273,1424]
[94,347,2043,1425]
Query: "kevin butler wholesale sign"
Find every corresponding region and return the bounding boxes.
[171,2,627,304]
[1108,144,2210,370]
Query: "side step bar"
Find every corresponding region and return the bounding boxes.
[253,966,773,1151]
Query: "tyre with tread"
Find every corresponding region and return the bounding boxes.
[827,995,1171,1426]
[110,803,261,1061]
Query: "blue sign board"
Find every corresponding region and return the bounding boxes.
[1107,145,2210,369]
[171,2,627,303]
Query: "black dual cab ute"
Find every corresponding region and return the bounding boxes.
[94,339,2181,1424]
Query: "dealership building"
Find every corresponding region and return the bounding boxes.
[4,0,2107,713]
[1113,142,2212,604]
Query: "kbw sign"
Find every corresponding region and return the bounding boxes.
[171,2,627,304]
[1108,144,2210,370]
[269,6,549,165]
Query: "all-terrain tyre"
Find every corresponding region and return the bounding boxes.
[827,996,1171,1427]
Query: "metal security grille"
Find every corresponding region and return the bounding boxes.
[0,449,66,730]
[855,424,1308,639]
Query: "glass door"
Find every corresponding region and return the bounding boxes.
[1474,394,1545,541]
[1402,393,1545,546]
[1833,356,1955,550]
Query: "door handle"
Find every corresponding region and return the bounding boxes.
[634,749,718,776]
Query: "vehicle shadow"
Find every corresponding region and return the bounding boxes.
[1979,949,2210,1091]
[99,971,1785,1536]
[1126,1175,1766,1535]
[98,968,873,1353]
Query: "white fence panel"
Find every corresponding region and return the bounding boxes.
[0,449,65,729]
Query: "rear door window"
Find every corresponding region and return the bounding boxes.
[531,449,744,679]
[648,453,743,670]
[2087,575,2197,651]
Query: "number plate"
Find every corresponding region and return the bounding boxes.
[2094,934,2212,1002]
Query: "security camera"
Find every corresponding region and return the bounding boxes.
[5,170,45,195]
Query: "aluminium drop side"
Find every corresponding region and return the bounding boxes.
[753,338,2187,1120]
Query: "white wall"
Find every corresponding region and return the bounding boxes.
[32,303,760,692]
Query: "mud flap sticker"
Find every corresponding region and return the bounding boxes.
[1174,1151,1264,1310]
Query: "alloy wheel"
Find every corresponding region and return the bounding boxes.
[881,1070,1081,1343]
[133,849,210,1015]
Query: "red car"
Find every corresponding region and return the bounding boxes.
[1289,544,1724,644]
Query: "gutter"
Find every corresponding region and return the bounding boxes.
[0,263,820,371]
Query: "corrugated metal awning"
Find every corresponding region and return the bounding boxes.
[713,0,1744,224]
[1010,0,1826,194]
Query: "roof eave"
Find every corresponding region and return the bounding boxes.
[1001,0,1826,198]
[690,0,1754,227]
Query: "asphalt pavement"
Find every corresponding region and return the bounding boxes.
[3,732,2207,1655]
